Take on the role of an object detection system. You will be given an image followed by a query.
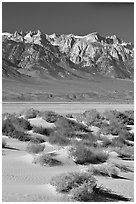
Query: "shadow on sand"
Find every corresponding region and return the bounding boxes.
[93,186,131,202]
[3,146,20,151]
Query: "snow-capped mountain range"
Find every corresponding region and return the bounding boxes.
[2,30,134,79]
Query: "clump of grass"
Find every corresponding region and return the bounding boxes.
[2,119,15,136]
[119,131,134,141]
[33,153,62,166]
[100,120,127,136]
[87,163,119,178]
[2,117,39,142]
[112,162,133,173]
[2,117,32,136]
[13,131,32,141]
[50,171,96,193]
[114,146,134,160]
[2,112,17,120]
[33,126,54,136]
[48,130,70,146]
[50,170,130,202]
[75,109,102,127]
[26,142,45,154]
[55,116,90,133]
[70,143,109,164]
[102,110,134,126]
[21,108,39,119]
[70,181,95,201]
[38,111,60,123]
[124,110,134,125]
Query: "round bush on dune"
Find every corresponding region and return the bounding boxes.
[50,171,96,193]
[2,119,15,135]
[33,126,54,136]
[33,153,62,166]
[70,181,95,201]
[70,143,109,165]
[87,163,119,178]
[26,142,45,154]
[21,108,40,119]
[38,111,60,123]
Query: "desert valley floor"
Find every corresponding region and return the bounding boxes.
[2,102,134,114]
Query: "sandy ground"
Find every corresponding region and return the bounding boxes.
[28,117,56,128]
[96,157,134,201]
[2,138,79,202]
[2,137,134,202]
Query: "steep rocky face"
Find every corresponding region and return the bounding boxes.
[47,32,133,78]
[2,30,134,79]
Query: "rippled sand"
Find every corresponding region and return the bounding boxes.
[2,138,134,202]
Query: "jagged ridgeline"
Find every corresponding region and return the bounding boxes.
[2,30,134,79]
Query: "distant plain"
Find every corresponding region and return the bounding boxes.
[2,102,134,114]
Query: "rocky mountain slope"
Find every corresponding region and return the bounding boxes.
[2,30,134,80]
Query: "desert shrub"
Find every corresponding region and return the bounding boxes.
[87,163,119,178]
[75,133,99,148]
[31,136,46,143]
[33,126,54,136]
[102,110,118,121]
[33,153,62,166]
[101,137,112,147]
[92,120,106,128]
[26,142,45,154]
[102,110,134,125]
[10,117,32,131]
[2,112,17,120]
[2,118,44,142]
[100,119,127,136]
[112,162,133,173]
[111,137,129,148]
[11,130,31,141]
[83,109,101,123]
[21,108,39,119]
[50,171,96,193]
[113,146,134,160]
[118,131,134,141]
[70,180,130,202]
[38,111,60,123]
[2,119,15,135]
[124,110,134,118]
[124,110,134,125]
[70,143,109,164]
[75,109,104,127]
[48,130,70,146]
[2,137,7,148]
[115,111,134,125]
[2,119,31,141]
[75,131,98,142]
[70,181,95,202]
[2,117,32,136]
[50,168,130,202]
[55,117,90,133]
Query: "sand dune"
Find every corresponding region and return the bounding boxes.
[28,117,56,128]
[2,137,134,202]
[2,138,79,201]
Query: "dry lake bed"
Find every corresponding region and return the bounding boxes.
[2,102,134,114]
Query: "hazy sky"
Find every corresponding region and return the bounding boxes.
[2,2,134,42]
